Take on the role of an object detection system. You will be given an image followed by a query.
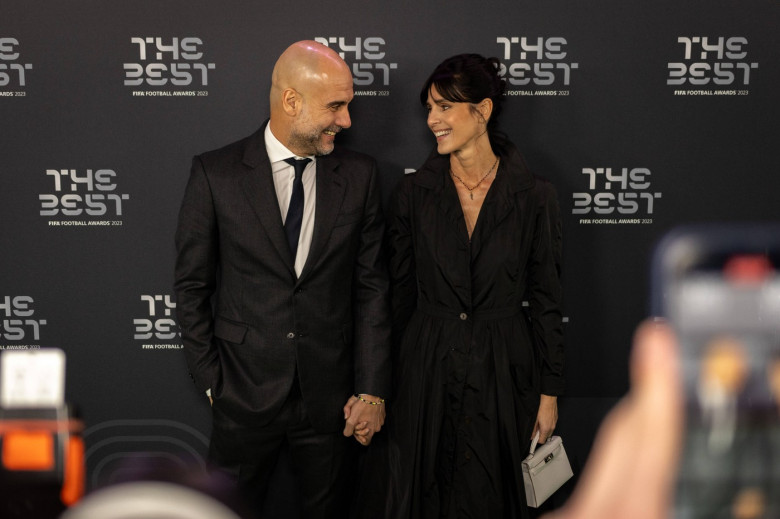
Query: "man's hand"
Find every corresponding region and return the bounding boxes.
[343,394,386,446]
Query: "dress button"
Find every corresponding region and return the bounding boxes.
[459,312,468,320]
[286,332,296,339]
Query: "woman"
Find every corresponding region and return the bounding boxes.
[383,54,565,518]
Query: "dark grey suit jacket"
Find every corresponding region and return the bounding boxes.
[174,123,391,432]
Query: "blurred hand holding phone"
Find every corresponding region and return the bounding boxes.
[653,224,780,518]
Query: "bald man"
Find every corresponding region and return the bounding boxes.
[174,41,391,517]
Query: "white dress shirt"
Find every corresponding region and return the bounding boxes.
[264,124,316,277]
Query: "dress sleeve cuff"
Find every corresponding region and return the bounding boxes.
[540,374,565,396]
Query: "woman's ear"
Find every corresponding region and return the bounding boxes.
[478,98,493,123]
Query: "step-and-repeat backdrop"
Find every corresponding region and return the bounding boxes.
[3,0,778,510]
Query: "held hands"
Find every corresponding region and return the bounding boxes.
[343,394,386,446]
[533,394,559,444]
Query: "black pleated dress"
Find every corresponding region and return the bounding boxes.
[365,141,565,519]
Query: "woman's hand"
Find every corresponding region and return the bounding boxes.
[532,394,558,444]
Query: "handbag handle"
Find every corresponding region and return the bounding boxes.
[529,431,540,455]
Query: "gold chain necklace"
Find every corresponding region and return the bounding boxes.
[450,157,499,200]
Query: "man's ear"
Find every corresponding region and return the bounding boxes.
[281,88,301,116]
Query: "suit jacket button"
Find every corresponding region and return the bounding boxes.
[459,312,468,320]
[286,332,296,339]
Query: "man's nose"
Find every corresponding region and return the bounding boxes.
[337,108,352,129]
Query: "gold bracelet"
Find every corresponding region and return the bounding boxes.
[355,393,385,406]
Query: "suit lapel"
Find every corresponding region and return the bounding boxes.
[239,127,296,276]
[416,154,470,249]
[297,153,346,283]
[470,149,534,257]
[470,163,512,256]
[414,158,472,306]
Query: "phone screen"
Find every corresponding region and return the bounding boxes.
[666,248,780,518]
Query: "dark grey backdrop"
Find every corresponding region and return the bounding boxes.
[2,0,779,513]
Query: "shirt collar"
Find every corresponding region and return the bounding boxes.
[264,124,315,164]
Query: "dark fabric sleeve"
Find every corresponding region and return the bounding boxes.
[385,175,419,400]
[386,175,418,351]
[352,160,393,399]
[173,156,221,393]
[528,180,565,396]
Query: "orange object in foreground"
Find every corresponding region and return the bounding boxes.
[0,408,85,516]
[2,430,55,470]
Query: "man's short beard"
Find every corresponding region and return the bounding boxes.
[289,126,335,157]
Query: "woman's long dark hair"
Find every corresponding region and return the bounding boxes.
[420,53,508,149]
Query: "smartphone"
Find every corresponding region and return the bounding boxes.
[652,224,780,519]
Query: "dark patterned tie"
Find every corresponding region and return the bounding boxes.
[283,157,311,259]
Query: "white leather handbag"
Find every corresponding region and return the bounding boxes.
[522,432,573,507]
